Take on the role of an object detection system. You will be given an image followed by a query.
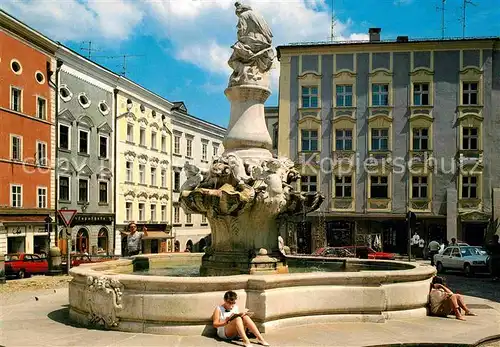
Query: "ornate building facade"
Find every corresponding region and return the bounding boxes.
[115,90,173,255]
[277,31,500,254]
[0,12,57,255]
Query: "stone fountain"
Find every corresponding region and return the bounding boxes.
[67,3,436,336]
[179,2,323,276]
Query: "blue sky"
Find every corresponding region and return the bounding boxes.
[3,0,499,127]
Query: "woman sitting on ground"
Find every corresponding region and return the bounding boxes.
[212,290,269,347]
[429,276,476,320]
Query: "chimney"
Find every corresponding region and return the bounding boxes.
[369,28,381,42]
[397,35,409,43]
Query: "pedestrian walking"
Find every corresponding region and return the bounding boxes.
[428,239,441,266]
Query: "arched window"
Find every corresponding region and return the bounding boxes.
[185,240,193,252]
[198,238,207,252]
[174,240,180,252]
[76,228,89,253]
[98,228,108,254]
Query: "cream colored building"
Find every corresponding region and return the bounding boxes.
[115,89,173,255]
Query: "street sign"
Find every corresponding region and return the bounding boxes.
[58,209,77,227]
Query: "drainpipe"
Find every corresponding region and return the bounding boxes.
[53,58,63,247]
[113,88,118,255]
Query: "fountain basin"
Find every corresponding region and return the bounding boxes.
[68,253,436,336]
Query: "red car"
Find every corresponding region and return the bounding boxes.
[4,253,48,279]
[313,246,396,260]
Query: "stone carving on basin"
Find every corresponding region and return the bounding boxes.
[86,276,124,328]
[179,2,324,275]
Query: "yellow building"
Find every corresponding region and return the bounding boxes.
[115,88,173,255]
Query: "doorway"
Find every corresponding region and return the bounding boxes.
[462,222,488,246]
[326,221,353,247]
[151,239,159,253]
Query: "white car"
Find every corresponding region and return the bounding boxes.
[434,245,489,276]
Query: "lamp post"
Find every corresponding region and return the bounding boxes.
[44,216,53,254]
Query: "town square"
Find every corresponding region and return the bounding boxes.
[0,0,499,346]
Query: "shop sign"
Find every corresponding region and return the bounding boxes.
[7,226,26,236]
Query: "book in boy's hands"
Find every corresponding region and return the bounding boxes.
[228,311,254,321]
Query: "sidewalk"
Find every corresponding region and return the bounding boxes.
[1,286,500,347]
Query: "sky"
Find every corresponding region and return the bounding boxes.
[2,0,499,127]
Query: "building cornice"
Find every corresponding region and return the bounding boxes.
[171,111,226,138]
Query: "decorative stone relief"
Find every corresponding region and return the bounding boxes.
[138,154,148,164]
[138,117,148,127]
[160,160,169,168]
[86,276,123,328]
[137,191,148,201]
[123,190,136,201]
[150,157,159,167]
[124,150,136,161]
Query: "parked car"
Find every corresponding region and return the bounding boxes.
[4,253,48,279]
[312,247,355,258]
[434,246,489,276]
[62,253,116,268]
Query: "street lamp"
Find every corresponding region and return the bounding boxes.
[44,216,53,251]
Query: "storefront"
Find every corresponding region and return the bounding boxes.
[0,214,54,256]
[120,223,173,255]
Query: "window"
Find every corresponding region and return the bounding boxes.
[301,86,318,108]
[37,187,47,208]
[412,176,428,198]
[126,162,133,182]
[11,185,22,207]
[413,83,429,106]
[37,141,47,166]
[201,215,207,224]
[371,128,389,151]
[161,169,166,187]
[174,171,180,191]
[151,131,157,150]
[59,86,72,101]
[78,179,89,203]
[372,84,389,106]
[462,127,478,150]
[150,204,156,221]
[98,135,108,159]
[139,203,145,221]
[59,124,70,150]
[335,176,352,198]
[98,101,109,115]
[335,129,352,151]
[336,85,353,107]
[140,128,146,146]
[139,164,145,184]
[161,205,167,221]
[11,87,22,112]
[301,129,318,152]
[59,176,70,201]
[161,135,166,152]
[213,144,219,156]
[78,129,89,154]
[99,182,108,203]
[461,176,477,199]
[126,202,132,221]
[370,176,388,198]
[202,143,208,161]
[186,138,193,157]
[11,135,22,160]
[150,167,157,186]
[412,128,429,150]
[78,93,91,108]
[443,248,452,256]
[174,135,181,154]
[174,206,180,224]
[35,71,45,84]
[462,82,478,105]
[11,59,22,74]
[301,176,317,192]
[186,213,192,224]
[127,124,134,142]
[37,97,46,119]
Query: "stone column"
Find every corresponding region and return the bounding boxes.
[446,188,458,242]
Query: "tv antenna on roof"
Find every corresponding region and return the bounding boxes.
[80,41,100,60]
[436,0,446,39]
[460,0,477,38]
[93,54,145,77]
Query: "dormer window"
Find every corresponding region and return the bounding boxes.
[78,93,91,109]
[98,101,110,116]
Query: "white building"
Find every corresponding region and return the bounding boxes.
[170,102,225,252]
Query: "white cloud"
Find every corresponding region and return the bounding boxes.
[4,0,367,93]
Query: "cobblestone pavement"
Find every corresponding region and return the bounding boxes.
[0,275,72,295]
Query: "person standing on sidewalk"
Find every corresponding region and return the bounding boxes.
[124,223,148,256]
[428,239,441,266]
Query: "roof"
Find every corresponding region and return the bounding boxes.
[277,36,500,58]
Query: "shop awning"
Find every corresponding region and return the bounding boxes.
[142,232,173,240]
[0,215,49,223]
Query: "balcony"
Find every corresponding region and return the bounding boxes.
[332,198,354,211]
[367,198,391,211]
[409,199,431,212]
